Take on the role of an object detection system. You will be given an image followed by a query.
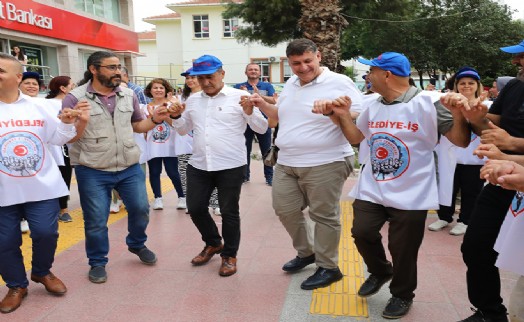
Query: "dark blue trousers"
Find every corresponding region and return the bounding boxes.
[0,198,60,288]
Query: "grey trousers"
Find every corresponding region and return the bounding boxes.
[272,156,353,269]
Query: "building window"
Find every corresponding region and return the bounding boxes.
[283,59,294,82]
[74,0,121,23]
[223,18,238,38]
[252,60,270,82]
[193,15,210,38]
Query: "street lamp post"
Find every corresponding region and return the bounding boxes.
[169,63,173,79]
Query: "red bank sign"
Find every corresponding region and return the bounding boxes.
[0,0,138,52]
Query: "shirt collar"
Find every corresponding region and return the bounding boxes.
[291,67,329,87]
[379,86,421,105]
[199,84,231,98]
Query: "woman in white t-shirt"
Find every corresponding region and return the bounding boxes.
[144,78,186,210]
[429,67,488,235]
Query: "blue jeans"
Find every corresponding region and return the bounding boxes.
[147,157,184,198]
[0,198,59,288]
[75,164,150,267]
[245,126,273,181]
[186,164,245,257]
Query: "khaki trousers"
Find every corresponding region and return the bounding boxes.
[272,157,353,269]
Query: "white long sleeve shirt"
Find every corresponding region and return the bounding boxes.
[173,85,268,171]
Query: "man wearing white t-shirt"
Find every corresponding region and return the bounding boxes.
[249,38,362,290]
[0,53,89,313]
[314,52,480,319]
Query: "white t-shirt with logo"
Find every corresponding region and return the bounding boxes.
[495,192,524,275]
[145,103,177,160]
[0,94,76,206]
[352,93,439,210]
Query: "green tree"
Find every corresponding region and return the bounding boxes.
[344,0,524,84]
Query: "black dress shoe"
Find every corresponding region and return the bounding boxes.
[282,254,315,272]
[300,267,343,290]
[382,297,412,319]
[357,274,393,297]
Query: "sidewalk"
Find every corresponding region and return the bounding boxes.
[3,159,518,321]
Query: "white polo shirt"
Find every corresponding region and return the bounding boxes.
[275,67,363,167]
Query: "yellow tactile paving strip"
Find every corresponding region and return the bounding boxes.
[310,200,369,317]
[0,178,174,285]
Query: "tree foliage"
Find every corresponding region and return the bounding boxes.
[223,0,302,46]
[343,0,524,84]
[224,0,524,82]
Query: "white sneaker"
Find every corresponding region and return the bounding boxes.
[110,199,123,213]
[20,220,29,233]
[152,197,163,210]
[177,197,187,209]
[428,219,449,231]
[450,222,468,236]
[214,207,221,216]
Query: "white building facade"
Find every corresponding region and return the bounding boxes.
[137,0,291,86]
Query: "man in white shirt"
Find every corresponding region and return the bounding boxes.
[170,55,268,276]
[249,38,362,291]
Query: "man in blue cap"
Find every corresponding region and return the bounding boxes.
[169,55,268,277]
[457,40,524,322]
[314,52,477,319]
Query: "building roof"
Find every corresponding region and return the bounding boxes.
[138,30,156,40]
[143,12,181,21]
[169,0,242,6]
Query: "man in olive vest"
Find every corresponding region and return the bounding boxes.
[63,51,171,284]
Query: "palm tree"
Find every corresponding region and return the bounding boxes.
[298,0,348,72]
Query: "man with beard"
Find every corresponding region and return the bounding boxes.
[63,51,171,284]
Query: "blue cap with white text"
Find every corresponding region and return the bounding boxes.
[357,52,411,77]
[191,55,223,75]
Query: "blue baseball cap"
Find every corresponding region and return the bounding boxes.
[357,52,411,77]
[22,71,41,81]
[181,67,193,77]
[455,66,480,80]
[191,55,223,75]
[500,40,524,54]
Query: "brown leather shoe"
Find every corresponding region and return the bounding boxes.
[31,272,67,295]
[191,244,224,266]
[0,287,27,314]
[219,256,237,277]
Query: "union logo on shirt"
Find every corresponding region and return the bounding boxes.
[510,191,524,217]
[0,131,44,177]
[151,122,170,143]
[370,132,410,181]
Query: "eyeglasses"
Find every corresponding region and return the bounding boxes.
[97,64,122,71]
